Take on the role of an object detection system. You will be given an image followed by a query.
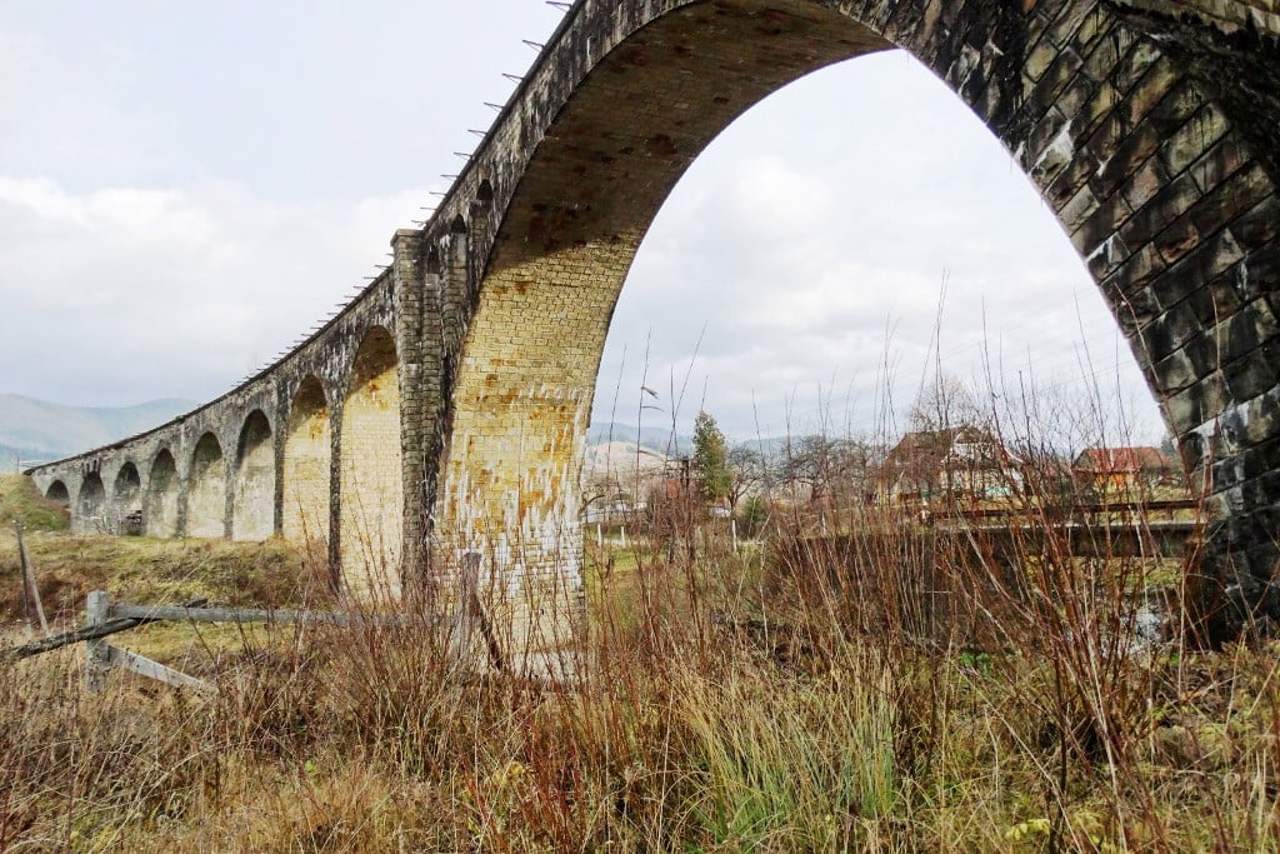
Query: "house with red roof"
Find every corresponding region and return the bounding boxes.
[1071,447,1178,496]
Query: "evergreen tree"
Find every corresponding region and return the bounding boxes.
[692,410,731,505]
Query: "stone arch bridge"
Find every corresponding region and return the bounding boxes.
[27,0,1280,635]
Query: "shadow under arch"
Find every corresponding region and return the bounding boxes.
[113,462,142,533]
[283,376,332,550]
[76,472,106,535]
[433,0,1280,637]
[45,480,70,506]
[233,410,275,541]
[339,325,402,595]
[188,432,226,539]
[146,449,180,538]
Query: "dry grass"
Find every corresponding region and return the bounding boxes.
[1,444,1278,852]
[1,527,324,630]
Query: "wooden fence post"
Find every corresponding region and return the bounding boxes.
[15,522,49,635]
[84,590,111,693]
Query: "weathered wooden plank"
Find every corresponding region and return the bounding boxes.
[2,595,210,663]
[105,644,214,694]
[108,604,427,627]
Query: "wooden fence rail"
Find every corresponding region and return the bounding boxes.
[3,554,515,693]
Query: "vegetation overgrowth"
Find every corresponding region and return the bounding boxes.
[2,384,1278,851]
[0,473,69,533]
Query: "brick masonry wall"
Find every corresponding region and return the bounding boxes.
[282,379,331,547]
[187,433,227,539]
[74,472,106,535]
[231,411,275,541]
[112,463,141,532]
[339,326,404,595]
[145,450,180,538]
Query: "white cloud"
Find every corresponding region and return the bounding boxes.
[0,175,427,404]
[0,4,1165,444]
[599,51,1162,441]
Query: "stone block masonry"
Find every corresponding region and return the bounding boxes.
[339,326,404,596]
[27,0,1280,646]
[282,378,331,548]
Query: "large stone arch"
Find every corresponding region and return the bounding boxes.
[188,432,227,539]
[283,377,332,549]
[232,409,276,541]
[113,462,142,533]
[76,472,106,535]
[429,0,1280,637]
[339,325,403,595]
[146,449,180,538]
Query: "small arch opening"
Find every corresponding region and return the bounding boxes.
[188,432,226,538]
[113,462,142,534]
[340,325,402,594]
[46,480,70,506]
[283,378,332,549]
[76,472,106,534]
[450,214,468,234]
[476,179,494,205]
[146,449,180,538]
[233,410,276,541]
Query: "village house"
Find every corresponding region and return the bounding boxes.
[1071,446,1179,497]
[878,426,1021,505]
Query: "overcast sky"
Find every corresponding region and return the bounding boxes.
[0,1,1164,443]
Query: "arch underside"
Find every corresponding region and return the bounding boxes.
[435,0,1280,635]
[46,481,70,505]
[114,463,142,533]
[147,451,180,538]
[284,379,332,550]
[76,473,106,535]
[437,0,897,636]
[341,327,403,596]
[189,435,227,539]
[233,412,276,541]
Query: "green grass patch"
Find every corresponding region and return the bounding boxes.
[0,474,69,532]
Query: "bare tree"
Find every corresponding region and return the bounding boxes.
[726,445,765,512]
[909,373,980,432]
[780,436,878,504]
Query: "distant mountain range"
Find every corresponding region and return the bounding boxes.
[1,395,799,474]
[0,394,196,470]
[586,422,694,456]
